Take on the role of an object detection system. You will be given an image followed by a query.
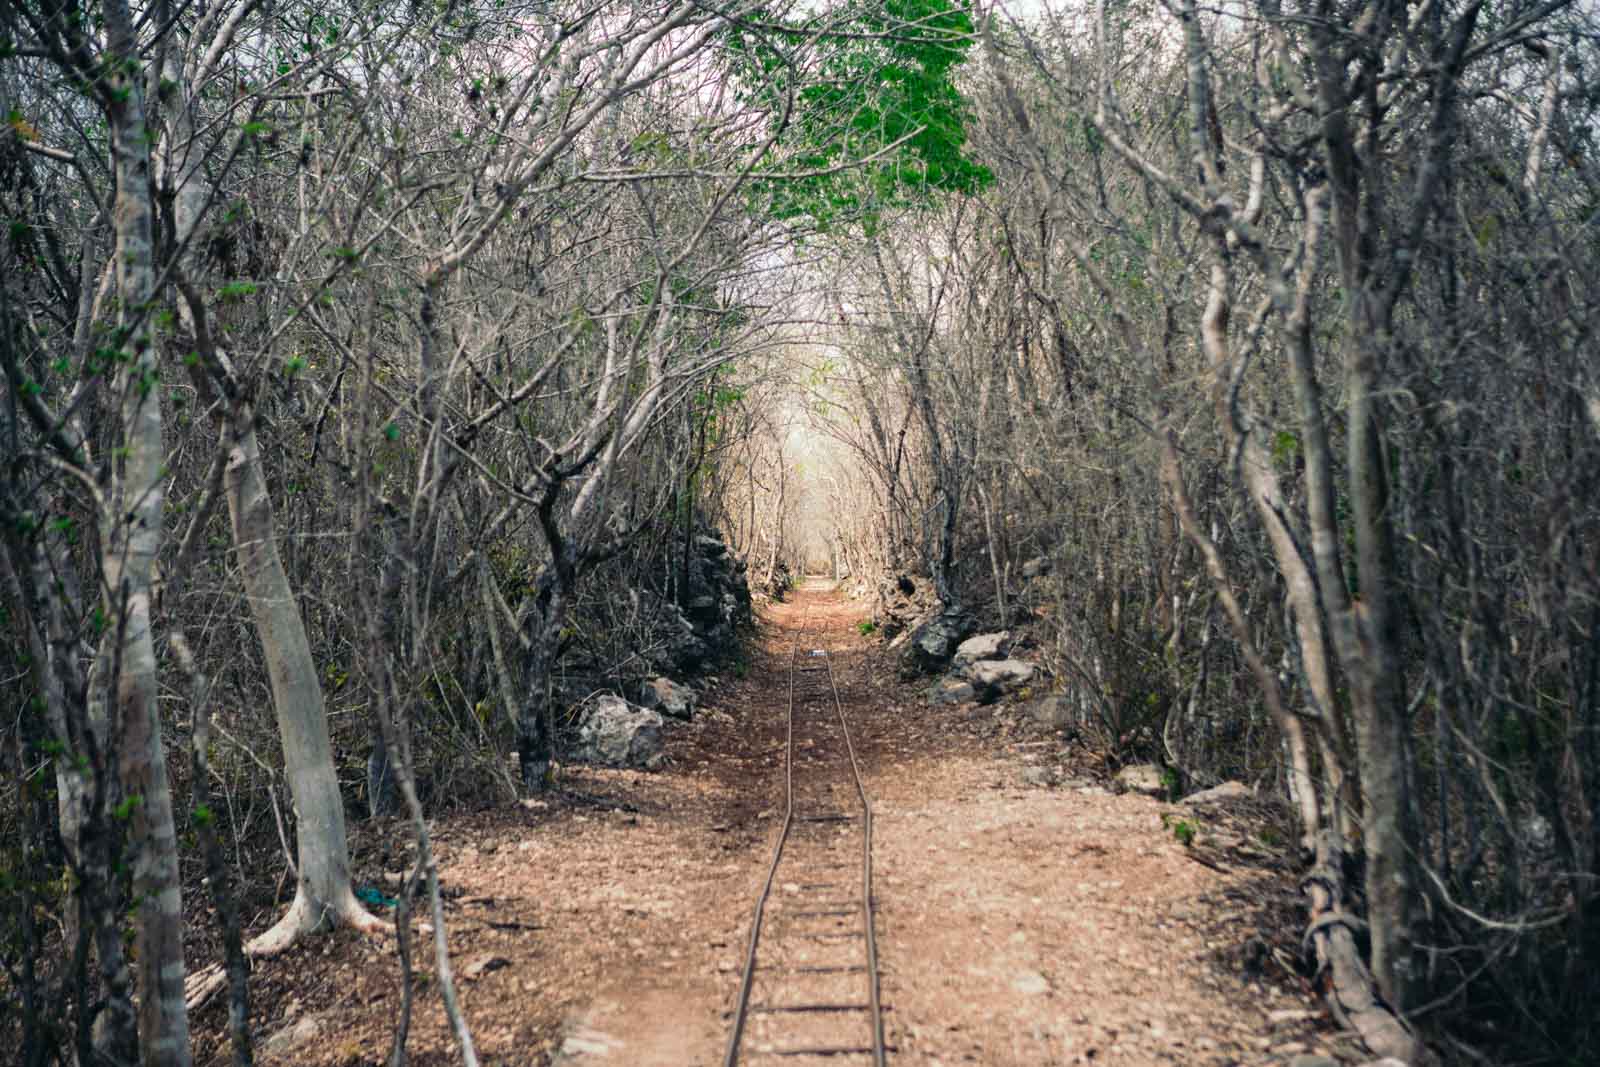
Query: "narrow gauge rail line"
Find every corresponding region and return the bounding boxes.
[723,614,886,1066]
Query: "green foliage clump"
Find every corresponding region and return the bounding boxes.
[1162,813,1197,847]
[725,0,993,227]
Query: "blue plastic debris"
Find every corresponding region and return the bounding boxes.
[355,885,399,910]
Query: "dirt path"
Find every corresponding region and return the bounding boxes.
[216,585,1345,1067]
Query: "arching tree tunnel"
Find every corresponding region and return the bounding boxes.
[4,0,1600,1064]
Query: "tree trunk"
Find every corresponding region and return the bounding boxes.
[1345,321,1418,1009]
[367,720,401,820]
[518,590,569,792]
[223,420,378,951]
[158,33,378,953]
[1,532,140,1065]
[1197,256,1322,841]
[102,2,191,1058]
[1304,832,1432,1065]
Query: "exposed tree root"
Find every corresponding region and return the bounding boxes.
[1304,832,1436,1066]
[185,886,384,1011]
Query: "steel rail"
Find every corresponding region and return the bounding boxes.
[721,633,800,1067]
[723,607,886,1066]
[823,648,887,1067]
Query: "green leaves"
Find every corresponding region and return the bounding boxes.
[726,0,992,228]
[113,793,143,821]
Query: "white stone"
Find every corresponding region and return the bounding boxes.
[261,1015,323,1060]
[576,696,665,769]
[1010,969,1050,995]
[952,631,1011,667]
[1183,780,1252,805]
[963,658,1036,696]
[1113,763,1168,797]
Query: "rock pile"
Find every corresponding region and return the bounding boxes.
[896,609,978,679]
[760,559,794,601]
[566,529,749,772]
[964,657,1036,702]
[657,533,752,672]
[952,630,1011,667]
[920,628,1042,706]
[876,574,936,641]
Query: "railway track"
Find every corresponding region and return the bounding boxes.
[722,619,886,1066]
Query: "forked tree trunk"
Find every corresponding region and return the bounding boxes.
[1196,259,1322,841]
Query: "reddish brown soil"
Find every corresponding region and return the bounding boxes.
[191,584,1350,1066]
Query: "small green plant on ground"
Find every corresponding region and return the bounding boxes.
[857,619,877,636]
[1162,813,1198,847]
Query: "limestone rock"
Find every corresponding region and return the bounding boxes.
[638,676,695,721]
[650,527,751,672]
[662,606,710,671]
[262,1015,323,1061]
[927,678,977,705]
[1020,766,1057,788]
[1113,763,1168,797]
[577,696,665,770]
[1028,694,1075,729]
[686,594,719,626]
[963,658,1036,703]
[952,630,1011,668]
[461,953,511,980]
[876,576,931,641]
[1183,780,1252,805]
[897,609,978,678]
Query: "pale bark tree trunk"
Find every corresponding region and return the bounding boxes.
[1194,258,1321,842]
[223,421,381,949]
[102,0,191,1059]
[158,26,380,957]
[977,481,1008,628]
